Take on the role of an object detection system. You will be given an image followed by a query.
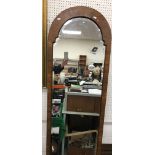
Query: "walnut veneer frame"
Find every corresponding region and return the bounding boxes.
[46,6,111,155]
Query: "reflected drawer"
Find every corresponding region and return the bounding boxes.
[67,95,100,113]
[68,146,95,155]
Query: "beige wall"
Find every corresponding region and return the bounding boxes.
[53,39,105,64]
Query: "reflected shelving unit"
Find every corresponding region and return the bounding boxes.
[61,92,101,155]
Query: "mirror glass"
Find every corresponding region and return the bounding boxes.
[51,17,105,155]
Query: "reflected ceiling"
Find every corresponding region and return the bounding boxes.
[59,18,102,41]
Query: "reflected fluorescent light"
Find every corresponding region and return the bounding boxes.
[64,20,72,26]
[62,30,82,35]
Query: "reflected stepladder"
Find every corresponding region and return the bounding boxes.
[51,18,105,155]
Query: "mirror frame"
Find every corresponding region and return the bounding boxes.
[47,6,112,155]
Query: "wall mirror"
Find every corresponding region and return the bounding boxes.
[47,6,111,155]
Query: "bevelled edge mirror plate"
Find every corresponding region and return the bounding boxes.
[52,17,105,155]
[46,6,111,155]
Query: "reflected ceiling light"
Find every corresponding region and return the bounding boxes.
[64,20,72,26]
[62,30,82,35]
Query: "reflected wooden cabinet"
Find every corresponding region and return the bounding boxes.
[46,6,111,155]
[68,147,95,155]
[79,55,87,66]
[61,92,100,155]
[67,94,100,113]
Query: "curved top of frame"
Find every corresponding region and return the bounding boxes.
[48,6,111,46]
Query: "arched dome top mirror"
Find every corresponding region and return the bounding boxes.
[59,18,102,41]
[54,17,105,66]
[47,6,111,155]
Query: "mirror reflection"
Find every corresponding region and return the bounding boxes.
[52,18,105,155]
